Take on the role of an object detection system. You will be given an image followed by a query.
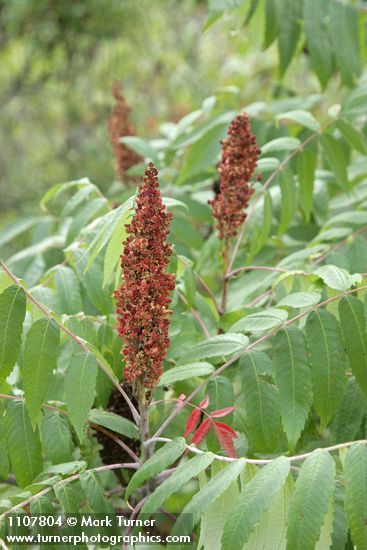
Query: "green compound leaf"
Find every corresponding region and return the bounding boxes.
[278,168,296,234]
[30,495,54,515]
[80,471,115,514]
[330,1,360,88]
[331,378,366,444]
[298,147,316,222]
[241,351,281,452]
[278,0,303,76]
[231,308,287,333]
[339,296,367,399]
[0,285,26,384]
[306,310,346,430]
[261,137,301,154]
[286,449,335,550]
[273,327,312,449]
[0,402,9,480]
[243,473,294,550]
[41,410,74,464]
[54,482,84,513]
[315,496,334,550]
[344,443,367,550]
[158,362,214,386]
[331,484,348,550]
[207,376,235,414]
[23,317,60,428]
[102,207,132,287]
[221,456,290,550]
[141,453,215,517]
[197,461,240,550]
[168,459,246,546]
[126,438,187,500]
[278,292,321,309]
[88,409,138,439]
[64,351,98,441]
[320,134,349,191]
[314,264,353,291]
[337,119,367,155]
[303,0,333,88]
[277,110,320,132]
[182,333,248,362]
[54,266,82,314]
[4,400,43,488]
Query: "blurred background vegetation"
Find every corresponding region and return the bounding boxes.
[1,0,359,222]
[1,0,316,220]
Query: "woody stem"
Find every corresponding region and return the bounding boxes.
[137,382,156,497]
[220,240,230,315]
[137,384,151,462]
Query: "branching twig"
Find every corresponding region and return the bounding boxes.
[122,496,149,550]
[238,226,367,305]
[247,288,273,307]
[313,225,367,265]
[146,436,367,465]
[194,272,222,314]
[152,283,367,438]
[90,423,142,464]
[93,184,113,212]
[226,265,309,279]
[0,393,142,465]
[0,259,140,425]
[152,394,186,441]
[178,290,211,337]
[0,393,67,414]
[0,462,140,521]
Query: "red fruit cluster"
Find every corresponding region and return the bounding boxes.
[108,82,142,183]
[209,113,261,241]
[115,163,175,388]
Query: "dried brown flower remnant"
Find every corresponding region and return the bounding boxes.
[108,82,142,182]
[209,113,261,241]
[94,383,140,481]
[114,163,175,388]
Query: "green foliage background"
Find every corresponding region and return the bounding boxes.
[1,0,270,216]
[2,0,367,549]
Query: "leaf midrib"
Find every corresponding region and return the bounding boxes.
[0,286,21,367]
[29,319,52,416]
[21,404,36,481]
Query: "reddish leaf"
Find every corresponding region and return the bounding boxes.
[213,421,237,458]
[183,408,201,437]
[190,418,213,447]
[210,406,235,418]
[199,395,210,409]
[213,421,237,437]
